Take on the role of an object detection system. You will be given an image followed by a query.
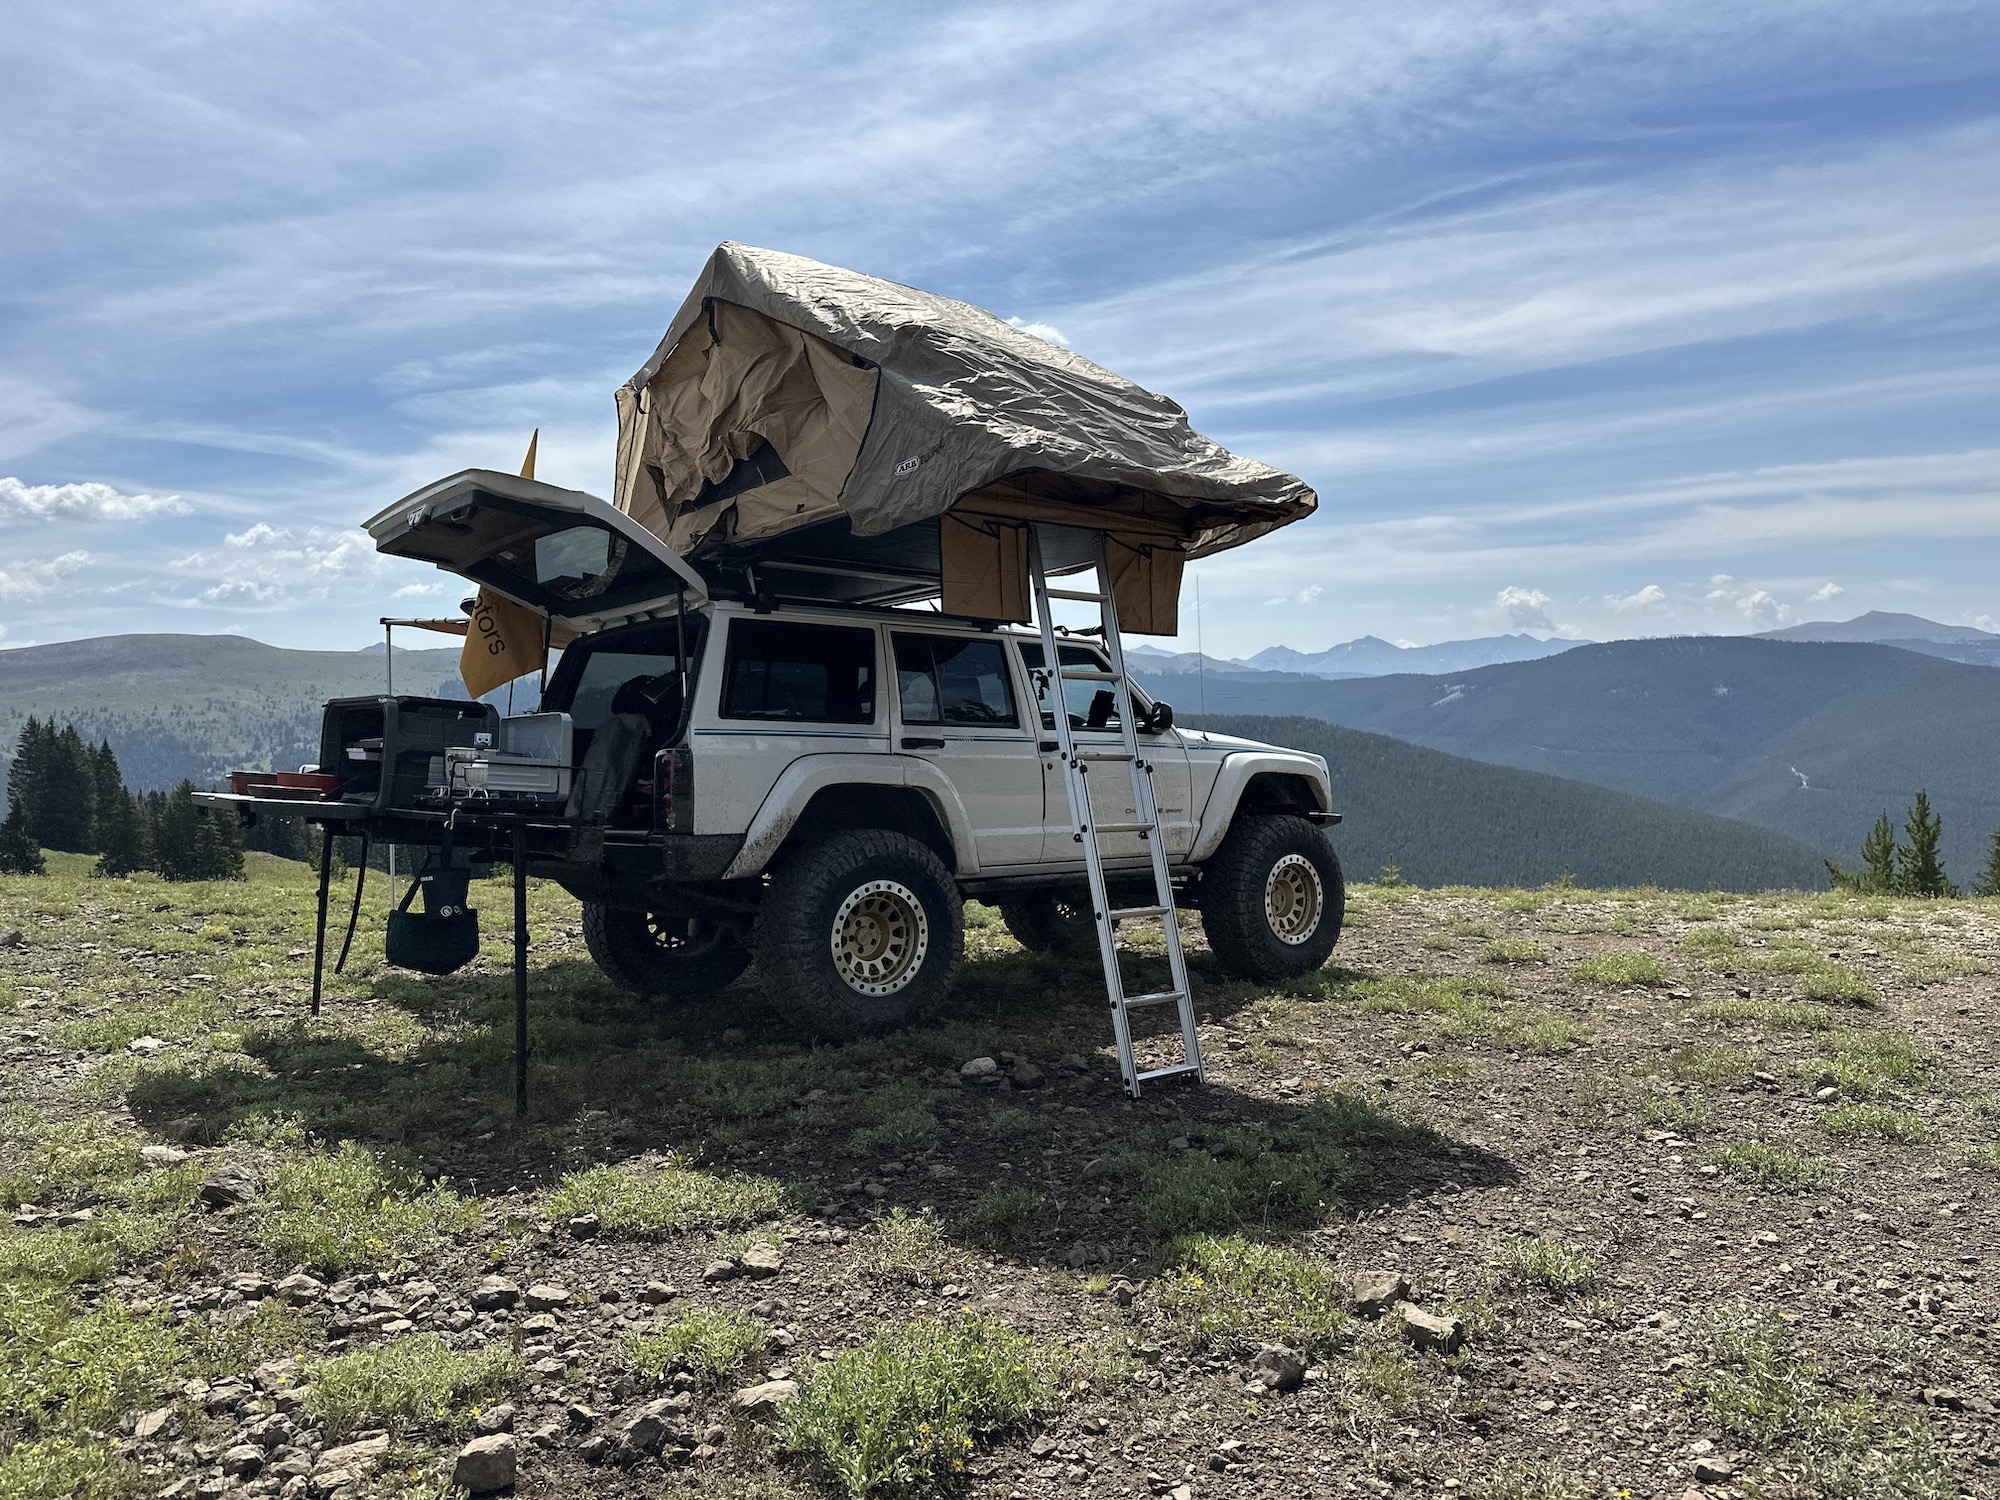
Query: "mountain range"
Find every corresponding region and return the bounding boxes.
[1135,635,2000,883]
[1753,610,2000,668]
[1193,715,1828,891]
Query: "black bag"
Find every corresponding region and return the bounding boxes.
[385,907,480,975]
[385,854,479,975]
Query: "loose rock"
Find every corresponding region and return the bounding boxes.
[219,1445,264,1478]
[731,1379,799,1418]
[196,1163,261,1209]
[1351,1269,1410,1317]
[741,1244,784,1279]
[1398,1304,1467,1354]
[1246,1343,1306,1392]
[701,1259,738,1284]
[523,1282,571,1311]
[452,1433,518,1493]
[1693,1458,1736,1483]
[960,1056,999,1077]
[139,1144,189,1169]
[639,1281,677,1304]
[470,1275,521,1311]
[475,1403,516,1434]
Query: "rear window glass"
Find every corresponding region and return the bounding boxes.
[894,635,1018,727]
[722,619,876,724]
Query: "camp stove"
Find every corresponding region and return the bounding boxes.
[434,712,573,804]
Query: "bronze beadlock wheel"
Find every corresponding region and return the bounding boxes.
[1263,852,1325,945]
[829,879,929,996]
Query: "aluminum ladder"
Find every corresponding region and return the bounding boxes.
[1027,528,1204,1098]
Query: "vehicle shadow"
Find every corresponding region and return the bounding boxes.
[125,944,1516,1270]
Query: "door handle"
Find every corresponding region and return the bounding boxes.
[1039,740,1058,752]
[901,737,945,750]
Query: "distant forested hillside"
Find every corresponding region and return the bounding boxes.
[1144,638,2000,883]
[0,634,470,798]
[1188,715,1830,891]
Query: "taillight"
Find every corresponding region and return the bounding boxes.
[653,746,693,834]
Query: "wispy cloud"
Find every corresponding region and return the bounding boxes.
[0,551,91,601]
[0,476,185,523]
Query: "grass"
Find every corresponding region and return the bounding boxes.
[1572,951,1668,986]
[854,1208,968,1288]
[966,1185,1041,1247]
[305,1334,522,1438]
[1817,1029,1930,1097]
[778,1315,1047,1497]
[543,1159,785,1235]
[1687,999,1838,1031]
[261,1142,482,1273]
[1686,1303,1954,1499]
[1494,1236,1599,1296]
[623,1306,768,1387]
[1127,1090,1435,1237]
[1663,1045,1763,1087]
[1346,975,1583,1054]
[1818,1104,1931,1142]
[1152,1233,1348,1353]
[1962,1142,2000,1170]
[1482,939,1548,964]
[0,1117,140,1209]
[1701,1141,1832,1191]
[1473,1463,1591,1500]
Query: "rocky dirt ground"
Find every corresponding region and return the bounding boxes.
[0,852,1995,1500]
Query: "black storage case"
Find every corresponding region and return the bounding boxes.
[318,696,500,811]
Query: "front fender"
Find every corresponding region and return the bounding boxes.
[1189,751,1332,863]
[721,753,980,879]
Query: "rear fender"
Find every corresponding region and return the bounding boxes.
[723,754,977,878]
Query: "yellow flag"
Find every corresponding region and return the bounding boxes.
[458,432,545,699]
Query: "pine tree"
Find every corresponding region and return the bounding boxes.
[152,783,204,882]
[0,800,44,876]
[35,725,98,853]
[5,718,49,831]
[155,781,243,882]
[1973,829,2000,899]
[1895,791,1958,898]
[1860,813,1899,893]
[93,789,149,877]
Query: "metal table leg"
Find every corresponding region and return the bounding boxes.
[310,828,334,1017]
[514,818,529,1116]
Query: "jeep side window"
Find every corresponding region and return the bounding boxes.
[1017,642,1125,731]
[893,635,1018,727]
[722,619,876,724]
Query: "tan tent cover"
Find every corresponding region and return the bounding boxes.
[612,245,1315,635]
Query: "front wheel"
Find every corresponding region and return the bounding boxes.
[1199,815,1344,981]
[753,830,964,1041]
[582,903,751,998]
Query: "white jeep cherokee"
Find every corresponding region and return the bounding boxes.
[372,473,1346,1040]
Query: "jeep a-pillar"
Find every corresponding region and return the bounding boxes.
[203,243,1341,1099]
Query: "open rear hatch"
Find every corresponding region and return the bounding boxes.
[366,469,707,632]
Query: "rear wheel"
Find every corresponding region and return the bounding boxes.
[998,894,1098,957]
[753,829,963,1041]
[1199,815,1344,981]
[582,902,751,998]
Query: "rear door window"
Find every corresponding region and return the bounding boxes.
[722,619,877,724]
[1018,642,1136,731]
[894,635,1019,727]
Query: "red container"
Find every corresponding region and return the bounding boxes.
[228,771,269,795]
[274,771,340,796]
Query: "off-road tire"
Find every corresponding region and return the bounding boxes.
[753,829,964,1041]
[998,894,1098,957]
[1199,814,1344,981]
[582,902,751,998]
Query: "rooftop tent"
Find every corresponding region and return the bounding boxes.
[613,244,1316,633]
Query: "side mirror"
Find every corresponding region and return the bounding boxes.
[1143,701,1174,733]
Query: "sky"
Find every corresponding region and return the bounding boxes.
[2,0,1997,662]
